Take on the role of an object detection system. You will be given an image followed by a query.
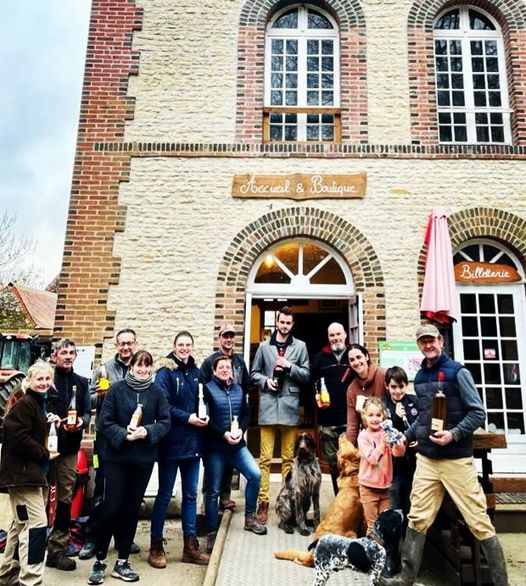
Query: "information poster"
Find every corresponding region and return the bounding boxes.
[379,341,422,381]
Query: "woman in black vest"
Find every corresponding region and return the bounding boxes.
[203,355,267,551]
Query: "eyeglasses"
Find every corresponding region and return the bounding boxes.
[117,341,136,347]
[221,333,235,339]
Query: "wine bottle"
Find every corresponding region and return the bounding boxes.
[129,403,143,431]
[319,377,331,407]
[47,421,58,452]
[198,383,207,419]
[230,415,239,436]
[98,365,110,392]
[67,385,78,429]
[431,371,447,435]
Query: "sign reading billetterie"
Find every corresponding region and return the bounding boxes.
[232,173,367,200]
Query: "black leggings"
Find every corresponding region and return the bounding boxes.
[96,461,153,560]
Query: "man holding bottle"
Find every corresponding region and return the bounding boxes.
[79,329,138,560]
[382,324,507,586]
[250,306,310,524]
[310,322,353,495]
[46,338,91,571]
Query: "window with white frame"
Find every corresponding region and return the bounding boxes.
[264,4,340,142]
[433,6,511,144]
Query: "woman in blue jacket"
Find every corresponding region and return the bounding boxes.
[204,355,267,553]
[148,331,209,568]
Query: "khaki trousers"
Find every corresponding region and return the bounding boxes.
[0,487,48,586]
[47,453,77,555]
[258,425,297,504]
[408,454,496,540]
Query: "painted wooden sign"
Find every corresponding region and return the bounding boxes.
[232,173,367,200]
[454,261,521,284]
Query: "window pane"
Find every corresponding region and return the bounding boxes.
[488,92,502,107]
[435,9,460,29]
[479,294,495,314]
[451,74,464,89]
[482,339,499,359]
[501,340,518,361]
[436,57,448,71]
[474,92,487,107]
[450,40,462,55]
[274,9,298,29]
[463,339,480,360]
[471,41,483,55]
[471,57,484,72]
[435,40,448,55]
[307,91,318,105]
[462,316,479,336]
[307,73,319,87]
[308,10,332,29]
[454,125,467,142]
[307,125,319,141]
[321,40,334,55]
[450,57,462,71]
[321,91,333,105]
[460,294,476,313]
[322,74,334,88]
[322,57,333,72]
[307,57,319,71]
[307,113,318,124]
[487,75,500,89]
[488,412,504,433]
[286,40,298,54]
[271,56,282,71]
[439,125,452,142]
[307,39,319,54]
[485,41,497,56]
[286,56,298,71]
[476,125,490,142]
[311,257,346,284]
[271,90,282,105]
[452,91,465,106]
[470,10,495,30]
[285,73,297,88]
[499,317,516,337]
[437,91,450,106]
[285,91,297,105]
[472,75,486,89]
[270,125,282,141]
[503,364,520,385]
[321,125,334,140]
[484,364,501,384]
[467,363,482,384]
[272,39,284,54]
[506,388,523,410]
[436,74,449,89]
[480,316,497,336]
[498,294,514,314]
[491,126,504,143]
[486,387,503,409]
[486,58,498,72]
[271,73,283,88]
[507,413,525,434]
[284,125,297,140]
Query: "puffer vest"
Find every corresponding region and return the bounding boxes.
[205,379,245,452]
[413,353,473,459]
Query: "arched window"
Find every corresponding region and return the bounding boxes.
[433,6,511,144]
[264,4,340,142]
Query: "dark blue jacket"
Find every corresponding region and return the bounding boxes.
[407,353,485,459]
[203,377,249,454]
[154,353,203,460]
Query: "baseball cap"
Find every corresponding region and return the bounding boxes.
[219,323,236,336]
[416,324,441,341]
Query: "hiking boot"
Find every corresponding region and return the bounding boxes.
[244,513,268,535]
[79,541,97,560]
[46,552,77,571]
[148,537,167,569]
[206,532,216,554]
[88,560,107,585]
[256,501,269,524]
[182,536,210,565]
[111,560,139,582]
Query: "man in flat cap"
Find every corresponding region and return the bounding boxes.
[382,324,507,586]
[201,323,251,511]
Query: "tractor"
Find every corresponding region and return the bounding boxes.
[0,333,51,438]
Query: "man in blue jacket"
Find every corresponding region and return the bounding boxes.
[382,324,507,586]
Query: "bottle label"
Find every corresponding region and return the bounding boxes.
[431,417,444,432]
[99,377,110,391]
[198,403,207,419]
[67,410,77,427]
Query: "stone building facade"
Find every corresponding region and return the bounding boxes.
[56,0,526,472]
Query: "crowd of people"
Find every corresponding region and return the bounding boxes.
[0,307,508,586]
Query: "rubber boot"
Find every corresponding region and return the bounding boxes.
[182,536,209,565]
[380,528,426,586]
[480,536,508,586]
[147,537,167,569]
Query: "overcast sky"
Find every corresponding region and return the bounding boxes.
[0,1,91,284]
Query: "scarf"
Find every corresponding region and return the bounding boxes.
[125,370,152,391]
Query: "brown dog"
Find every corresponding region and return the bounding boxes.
[274,434,364,567]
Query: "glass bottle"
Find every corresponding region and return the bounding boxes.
[319,377,331,407]
[129,403,143,431]
[98,365,110,392]
[198,383,207,419]
[47,421,58,452]
[431,371,447,435]
[230,415,239,436]
[67,385,78,430]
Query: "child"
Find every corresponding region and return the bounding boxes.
[357,397,405,536]
[383,366,418,518]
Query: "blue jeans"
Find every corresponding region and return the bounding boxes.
[151,458,200,538]
[204,447,261,532]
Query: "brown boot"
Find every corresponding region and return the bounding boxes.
[148,537,167,569]
[182,536,210,566]
[257,501,269,524]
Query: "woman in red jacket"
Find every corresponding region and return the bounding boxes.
[0,360,60,586]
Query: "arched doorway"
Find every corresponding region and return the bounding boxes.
[452,239,526,472]
[244,238,360,363]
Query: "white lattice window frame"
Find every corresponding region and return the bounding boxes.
[433,5,512,144]
[264,4,341,142]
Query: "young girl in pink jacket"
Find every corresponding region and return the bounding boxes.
[357,397,405,535]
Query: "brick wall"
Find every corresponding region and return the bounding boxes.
[54,0,142,353]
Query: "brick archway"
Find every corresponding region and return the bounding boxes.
[417,207,526,294]
[215,206,385,356]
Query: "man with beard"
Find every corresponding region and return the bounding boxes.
[79,329,139,560]
[311,322,353,495]
[250,306,310,524]
[201,323,251,511]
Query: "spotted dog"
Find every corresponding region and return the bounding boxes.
[311,510,404,586]
[275,432,321,536]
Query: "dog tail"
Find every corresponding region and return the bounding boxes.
[273,550,315,567]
